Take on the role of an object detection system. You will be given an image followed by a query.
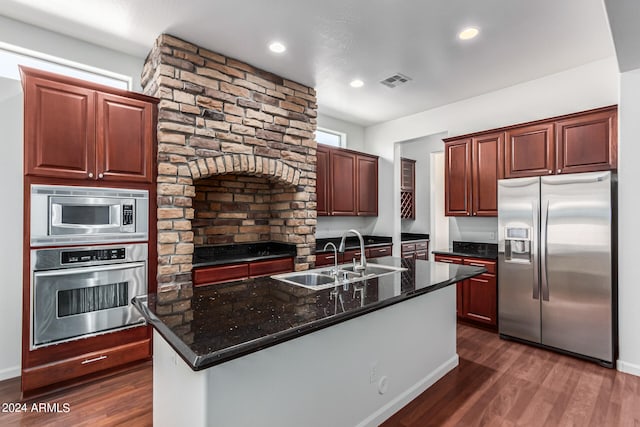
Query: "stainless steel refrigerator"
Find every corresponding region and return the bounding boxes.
[498,171,616,367]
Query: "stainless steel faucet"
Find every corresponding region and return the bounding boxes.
[323,242,339,276]
[338,229,367,271]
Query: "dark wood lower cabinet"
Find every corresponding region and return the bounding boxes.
[193,257,294,286]
[315,245,392,267]
[401,240,429,261]
[435,254,497,328]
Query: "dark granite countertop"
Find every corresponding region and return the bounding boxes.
[133,257,485,371]
[401,232,430,242]
[316,235,392,253]
[193,242,297,268]
[432,241,498,260]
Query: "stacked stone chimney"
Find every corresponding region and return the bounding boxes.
[141,34,318,290]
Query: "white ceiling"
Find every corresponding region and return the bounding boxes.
[0,0,616,126]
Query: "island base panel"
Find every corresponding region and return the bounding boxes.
[153,285,458,427]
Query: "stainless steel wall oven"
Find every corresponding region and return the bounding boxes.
[31,243,147,349]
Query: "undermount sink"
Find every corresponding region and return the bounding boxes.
[272,263,407,290]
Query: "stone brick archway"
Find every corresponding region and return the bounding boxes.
[187,154,300,186]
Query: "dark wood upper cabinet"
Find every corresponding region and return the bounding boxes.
[24,75,96,180]
[330,149,357,215]
[21,66,157,184]
[96,93,154,183]
[316,144,378,217]
[505,123,555,178]
[472,132,504,216]
[444,138,472,216]
[555,107,617,174]
[316,144,330,216]
[356,154,378,216]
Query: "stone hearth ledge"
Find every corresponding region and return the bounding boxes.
[133,257,484,427]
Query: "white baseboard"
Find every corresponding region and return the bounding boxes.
[617,359,640,377]
[0,365,20,382]
[357,354,460,427]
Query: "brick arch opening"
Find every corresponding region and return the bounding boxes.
[187,154,300,186]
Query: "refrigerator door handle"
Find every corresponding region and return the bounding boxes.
[532,200,539,300]
[541,200,550,301]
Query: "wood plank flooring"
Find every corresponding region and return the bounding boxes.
[383,324,640,427]
[1,325,639,426]
[0,361,152,426]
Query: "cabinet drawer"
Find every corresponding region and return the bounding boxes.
[316,252,338,266]
[415,241,429,251]
[434,255,463,264]
[249,257,293,277]
[463,258,496,274]
[415,251,428,260]
[193,263,249,286]
[22,339,150,392]
[368,246,392,258]
[343,249,363,262]
[401,243,416,253]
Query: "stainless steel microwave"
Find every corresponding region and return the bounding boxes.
[30,185,149,246]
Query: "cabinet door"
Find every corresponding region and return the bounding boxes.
[24,75,96,179]
[462,274,497,326]
[316,145,331,216]
[445,139,472,216]
[555,108,617,174]
[356,154,378,216]
[472,132,504,216]
[505,123,554,178]
[96,92,154,183]
[330,150,357,215]
[400,158,415,191]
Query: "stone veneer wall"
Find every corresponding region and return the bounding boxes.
[141,34,318,290]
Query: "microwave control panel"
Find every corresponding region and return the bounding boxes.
[61,248,126,264]
[122,204,134,226]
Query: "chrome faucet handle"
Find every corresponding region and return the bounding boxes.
[323,242,339,275]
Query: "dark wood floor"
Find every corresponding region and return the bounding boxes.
[1,325,639,426]
[383,324,640,427]
[0,361,152,426]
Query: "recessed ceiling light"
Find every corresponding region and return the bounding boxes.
[269,42,286,53]
[458,27,479,40]
[350,79,364,88]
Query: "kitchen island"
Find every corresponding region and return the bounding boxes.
[134,257,484,427]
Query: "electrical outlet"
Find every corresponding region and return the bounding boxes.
[369,363,378,384]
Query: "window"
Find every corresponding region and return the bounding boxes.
[316,127,346,148]
[0,42,131,90]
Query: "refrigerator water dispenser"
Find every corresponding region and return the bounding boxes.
[504,227,531,263]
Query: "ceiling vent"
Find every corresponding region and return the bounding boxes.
[380,73,412,88]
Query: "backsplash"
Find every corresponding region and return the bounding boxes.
[141,34,318,289]
[449,216,498,243]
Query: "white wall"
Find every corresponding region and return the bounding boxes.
[366,57,619,237]
[399,133,446,235]
[0,15,145,90]
[0,82,23,380]
[316,114,380,237]
[616,68,640,375]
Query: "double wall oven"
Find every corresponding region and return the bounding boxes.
[29,185,150,349]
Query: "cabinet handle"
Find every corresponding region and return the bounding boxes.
[325,256,335,260]
[98,173,104,179]
[557,169,561,173]
[439,259,453,263]
[548,170,552,174]
[468,263,485,267]
[472,278,489,283]
[81,355,107,365]
[88,172,94,178]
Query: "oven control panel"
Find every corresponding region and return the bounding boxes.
[61,248,126,264]
[122,204,134,226]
